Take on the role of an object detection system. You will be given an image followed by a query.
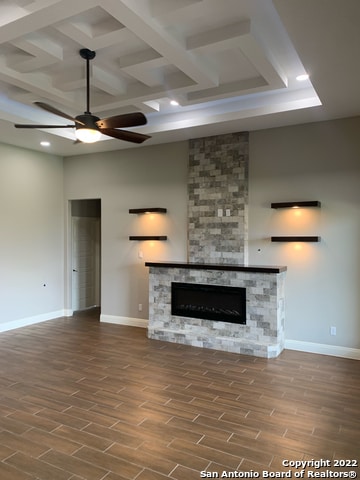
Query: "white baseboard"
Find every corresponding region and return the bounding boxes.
[0,310,65,333]
[285,339,360,360]
[100,314,148,329]
[1,313,358,361]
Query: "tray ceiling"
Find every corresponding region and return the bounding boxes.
[0,0,358,156]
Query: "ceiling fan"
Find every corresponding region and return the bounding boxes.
[14,48,151,144]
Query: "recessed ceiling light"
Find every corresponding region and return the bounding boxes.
[40,141,50,147]
[170,100,179,106]
[296,74,309,82]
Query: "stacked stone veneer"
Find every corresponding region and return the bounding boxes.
[147,131,286,358]
[188,132,249,264]
[148,266,286,358]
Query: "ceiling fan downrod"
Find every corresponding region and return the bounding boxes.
[79,48,96,115]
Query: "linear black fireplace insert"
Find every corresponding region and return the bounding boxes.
[171,282,246,324]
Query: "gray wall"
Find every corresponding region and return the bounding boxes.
[248,117,360,349]
[64,142,188,319]
[1,116,359,352]
[64,117,360,350]
[0,143,64,326]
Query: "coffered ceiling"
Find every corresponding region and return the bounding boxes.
[0,0,359,156]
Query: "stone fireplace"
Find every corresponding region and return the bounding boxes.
[146,132,286,358]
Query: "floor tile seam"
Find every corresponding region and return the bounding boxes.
[3,451,74,480]
[63,406,121,428]
[38,448,110,480]
[167,437,244,470]
[202,431,261,445]
[223,436,306,462]
[0,449,20,464]
[166,413,226,437]
[132,467,147,480]
[169,462,205,479]
[198,437,273,469]
[89,400,124,413]
[105,444,179,475]
[0,419,34,436]
[10,410,64,433]
[84,420,142,444]
[74,443,173,477]
[6,440,57,463]
[181,415,246,439]
[35,409,92,430]
[52,423,116,452]
[284,429,358,449]
[197,416,284,435]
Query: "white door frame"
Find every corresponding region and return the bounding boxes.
[65,199,101,315]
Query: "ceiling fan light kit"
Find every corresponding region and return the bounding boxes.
[75,128,102,143]
[14,49,150,145]
[74,112,102,143]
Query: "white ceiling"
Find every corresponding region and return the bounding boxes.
[0,0,359,157]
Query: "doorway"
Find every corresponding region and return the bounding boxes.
[70,199,101,313]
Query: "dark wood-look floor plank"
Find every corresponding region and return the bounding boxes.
[0,308,359,479]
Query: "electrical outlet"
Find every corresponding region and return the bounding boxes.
[330,326,336,336]
[138,303,143,312]
[218,208,223,217]
[225,209,231,216]
[138,250,143,259]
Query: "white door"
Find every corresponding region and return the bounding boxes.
[72,216,100,311]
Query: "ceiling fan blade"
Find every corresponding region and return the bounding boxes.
[34,102,84,125]
[96,112,147,129]
[100,128,151,144]
[14,124,74,128]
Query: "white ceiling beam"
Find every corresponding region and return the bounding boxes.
[92,65,127,96]
[103,0,219,88]
[55,21,129,50]
[0,56,79,111]
[144,0,203,21]
[187,20,251,52]
[187,20,287,90]
[0,0,97,43]
[118,48,162,69]
[240,25,287,89]
[121,56,169,88]
[187,77,269,104]
[8,37,63,73]
[88,73,198,113]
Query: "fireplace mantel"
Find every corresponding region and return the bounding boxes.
[145,261,286,274]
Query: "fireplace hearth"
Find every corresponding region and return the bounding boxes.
[171,282,246,324]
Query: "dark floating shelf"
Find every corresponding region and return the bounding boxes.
[146,261,287,273]
[129,236,167,241]
[271,236,321,242]
[271,201,321,209]
[129,208,167,214]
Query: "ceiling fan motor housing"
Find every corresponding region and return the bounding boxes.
[75,113,100,131]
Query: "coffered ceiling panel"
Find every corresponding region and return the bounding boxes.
[0,0,359,155]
